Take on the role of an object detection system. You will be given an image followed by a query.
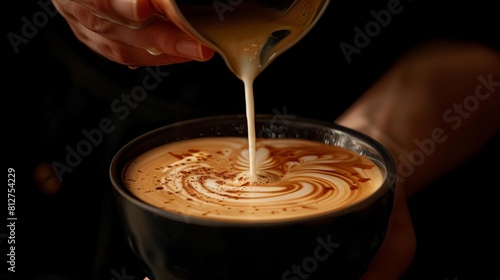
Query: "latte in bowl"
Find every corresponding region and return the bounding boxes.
[110,114,396,280]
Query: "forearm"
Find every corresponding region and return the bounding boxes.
[336,40,500,197]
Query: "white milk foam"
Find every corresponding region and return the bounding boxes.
[123,1,385,223]
[124,137,384,223]
[179,0,327,175]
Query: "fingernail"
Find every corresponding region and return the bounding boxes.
[177,39,212,60]
[145,47,162,56]
[111,0,139,21]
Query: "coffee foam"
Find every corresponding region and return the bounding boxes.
[124,137,384,223]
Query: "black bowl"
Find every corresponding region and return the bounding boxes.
[110,114,396,280]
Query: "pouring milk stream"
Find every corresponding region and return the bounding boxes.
[159,0,330,177]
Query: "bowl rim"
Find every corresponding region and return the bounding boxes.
[109,114,396,227]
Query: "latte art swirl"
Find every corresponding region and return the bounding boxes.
[124,137,384,222]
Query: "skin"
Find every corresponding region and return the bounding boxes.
[52,1,500,278]
[338,41,500,279]
[51,0,215,66]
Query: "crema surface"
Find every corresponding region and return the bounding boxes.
[123,137,384,223]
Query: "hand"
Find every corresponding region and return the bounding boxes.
[52,0,215,67]
[142,185,415,280]
[140,189,415,280]
[359,182,416,280]
[337,40,500,279]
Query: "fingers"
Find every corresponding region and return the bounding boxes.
[69,0,157,28]
[71,26,194,66]
[53,0,215,66]
[69,14,213,65]
[360,183,416,280]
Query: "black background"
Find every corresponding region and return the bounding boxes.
[3,0,500,279]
